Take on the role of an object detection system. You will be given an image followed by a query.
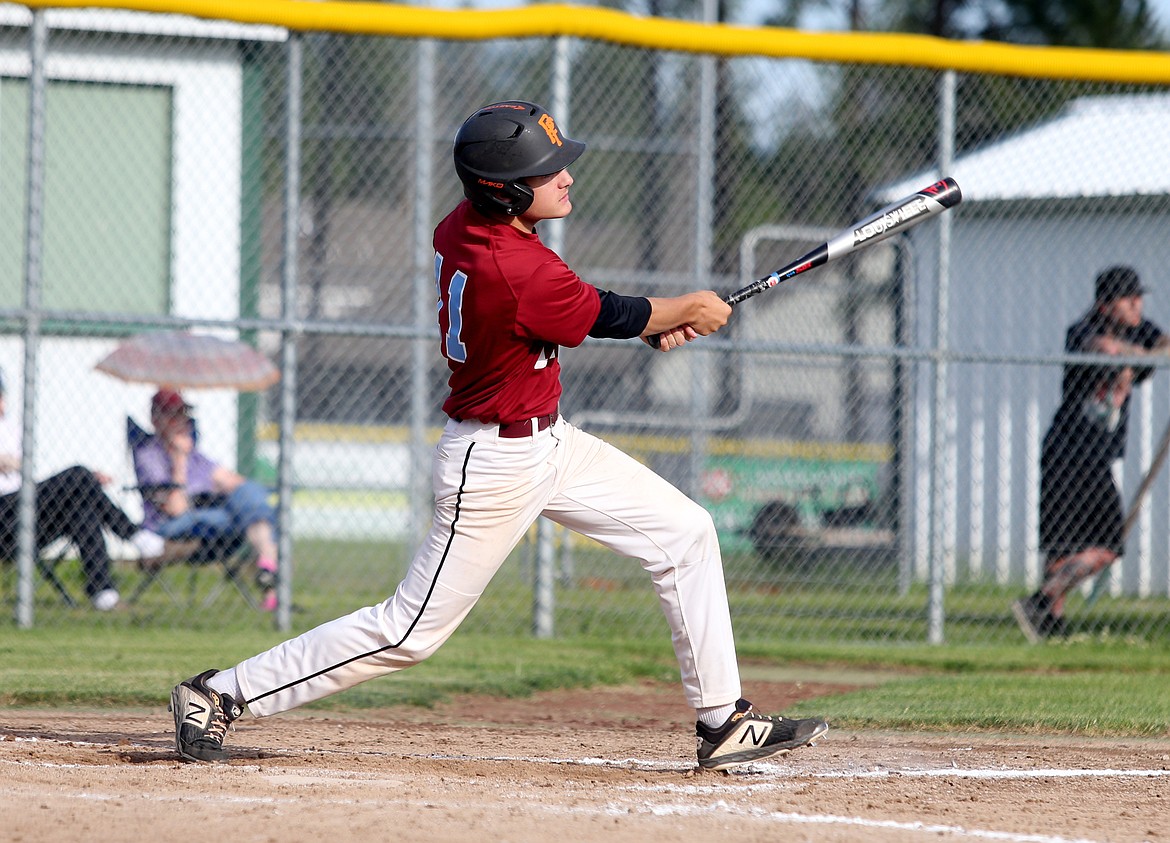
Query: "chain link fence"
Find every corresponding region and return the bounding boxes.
[3,2,1170,645]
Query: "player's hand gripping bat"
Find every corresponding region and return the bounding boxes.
[646,177,963,349]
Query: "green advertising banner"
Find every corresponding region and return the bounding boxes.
[701,454,886,553]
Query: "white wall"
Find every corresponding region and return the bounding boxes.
[0,27,252,505]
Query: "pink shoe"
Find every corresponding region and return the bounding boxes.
[255,557,277,611]
[255,557,277,581]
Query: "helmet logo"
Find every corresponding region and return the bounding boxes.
[538,114,563,147]
[477,178,505,188]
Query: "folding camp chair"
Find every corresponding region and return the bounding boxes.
[35,537,83,608]
[0,536,83,608]
[123,417,262,610]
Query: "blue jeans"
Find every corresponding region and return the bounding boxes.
[156,480,274,544]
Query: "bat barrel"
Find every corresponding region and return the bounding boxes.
[844,177,962,254]
[928,176,962,208]
[645,177,961,349]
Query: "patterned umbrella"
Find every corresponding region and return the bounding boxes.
[95,330,280,392]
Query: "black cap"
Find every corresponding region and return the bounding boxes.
[1095,265,1146,302]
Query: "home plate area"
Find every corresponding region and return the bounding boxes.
[2,684,1168,843]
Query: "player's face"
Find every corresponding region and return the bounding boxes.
[514,168,573,231]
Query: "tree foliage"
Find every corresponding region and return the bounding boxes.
[754,0,1165,229]
[877,0,1165,48]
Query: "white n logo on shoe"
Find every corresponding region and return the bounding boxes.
[736,722,773,746]
[183,697,211,728]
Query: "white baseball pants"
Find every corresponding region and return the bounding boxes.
[237,416,742,717]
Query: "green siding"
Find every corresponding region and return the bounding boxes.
[0,77,171,313]
[236,48,265,476]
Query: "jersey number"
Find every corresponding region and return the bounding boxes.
[435,253,468,363]
[534,343,557,369]
[434,252,559,371]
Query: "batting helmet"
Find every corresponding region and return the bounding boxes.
[453,101,585,216]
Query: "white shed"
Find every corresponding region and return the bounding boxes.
[886,94,1170,596]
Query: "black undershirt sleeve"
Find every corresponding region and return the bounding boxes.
[589,288,652,339]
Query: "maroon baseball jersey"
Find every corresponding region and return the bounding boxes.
[433,200,601,423]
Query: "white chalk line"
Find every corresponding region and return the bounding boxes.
[6,732,1170,782]
[7,741,1170,783]
[589,802,1103,843]
[0,783,1109,843]
[4,733,1165,842]
[419,753,1170,781]
[0,767,1113,841]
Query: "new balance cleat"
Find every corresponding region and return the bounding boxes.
[170,669,242,762]
[696,698,829,771]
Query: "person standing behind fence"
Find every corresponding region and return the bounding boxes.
[1013,266,1170,642]
[167,99,829,770]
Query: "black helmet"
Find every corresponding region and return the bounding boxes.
[453,101,585,216]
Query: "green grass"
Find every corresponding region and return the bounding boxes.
[736,639,1170,736]
[0,627,677,709]
[3,623,1170,737]
[4,538,1170,737]
[811,671,1170,735]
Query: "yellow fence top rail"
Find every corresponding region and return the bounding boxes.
[17,0,1170,84]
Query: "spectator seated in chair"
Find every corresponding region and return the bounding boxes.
[133,388,280,611]
[0,369,164,611]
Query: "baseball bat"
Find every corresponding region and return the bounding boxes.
[1085,415,1170,608]
[646,177,963,347]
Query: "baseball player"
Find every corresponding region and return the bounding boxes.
[171,100,828,771]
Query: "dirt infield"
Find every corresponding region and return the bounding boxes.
[3,679,1169,843]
